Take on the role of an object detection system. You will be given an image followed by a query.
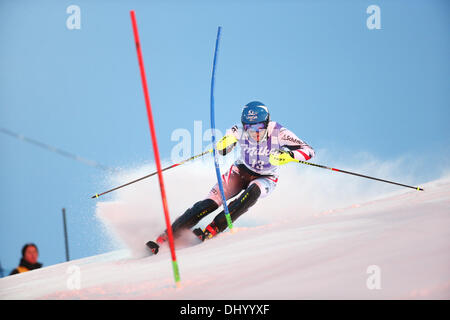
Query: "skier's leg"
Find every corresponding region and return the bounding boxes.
[206,164,243,207]
[202,176,277,239]
[156,164,243,243]
[171,199,219,235]
[205,183,261,237]
[155,198,218,244]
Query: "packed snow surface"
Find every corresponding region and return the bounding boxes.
[1,161,449,299]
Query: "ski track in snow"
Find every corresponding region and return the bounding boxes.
[1,162,449,299]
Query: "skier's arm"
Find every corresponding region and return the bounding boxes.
[278,128,315,161]
[217,125,239,156]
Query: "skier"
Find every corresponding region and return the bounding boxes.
[149,101,314,252]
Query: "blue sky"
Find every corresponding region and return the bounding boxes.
[1,0,449,274]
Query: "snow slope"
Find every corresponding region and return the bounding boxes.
[1,162,449,300]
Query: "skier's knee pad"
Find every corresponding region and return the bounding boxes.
[213,183,262,232]
[171,198,219,234]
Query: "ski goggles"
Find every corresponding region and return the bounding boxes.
[244,122,268,142]
[243,122,267,132]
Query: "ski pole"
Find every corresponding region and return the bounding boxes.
[91,149,212,199]
[91,134,237,199]
[269,152,424,191]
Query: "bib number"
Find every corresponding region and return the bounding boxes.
[251,159,265,170]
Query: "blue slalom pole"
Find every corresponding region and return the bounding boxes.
[210,26,233,231]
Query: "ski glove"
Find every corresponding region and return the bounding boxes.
[278,147,294,159]
[217,135,238,156]
[269,148,295,166]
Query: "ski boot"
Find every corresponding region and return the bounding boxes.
[146,232,168,255]
[193,222,219,242]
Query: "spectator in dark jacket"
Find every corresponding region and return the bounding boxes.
[10,243,42,275]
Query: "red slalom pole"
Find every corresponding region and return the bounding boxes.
[130,10,180,287]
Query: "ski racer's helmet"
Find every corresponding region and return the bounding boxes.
[241,101,270,142]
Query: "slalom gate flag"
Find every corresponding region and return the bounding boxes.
[130,10,181,287]
[209,26,233,231]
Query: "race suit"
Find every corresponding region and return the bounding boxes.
[207,121,315,205]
